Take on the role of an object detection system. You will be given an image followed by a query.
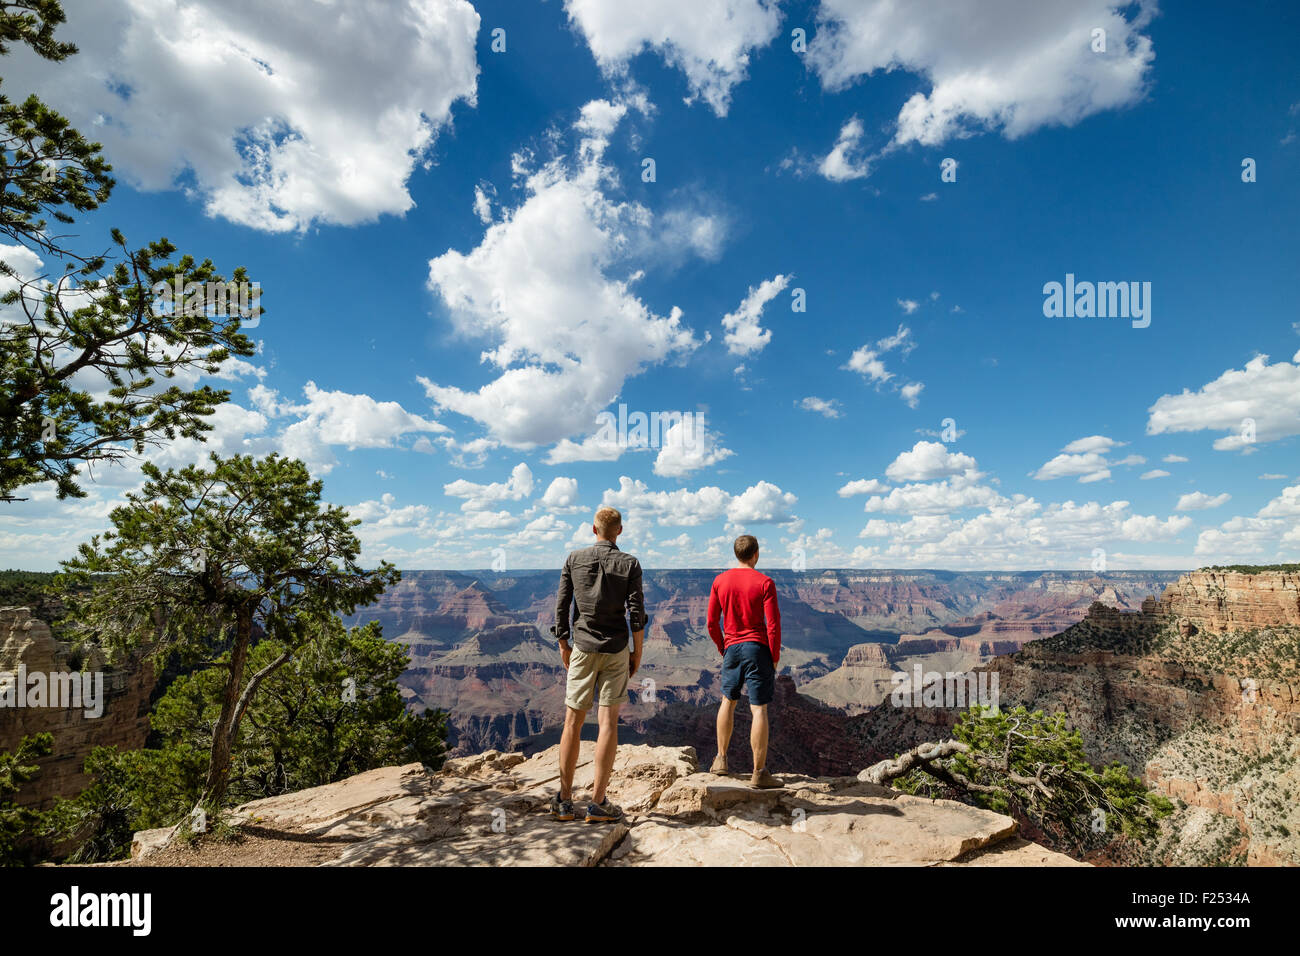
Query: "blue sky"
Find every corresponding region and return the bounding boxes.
[3,0,1299,571]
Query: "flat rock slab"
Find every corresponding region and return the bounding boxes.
[130,744,1085,867]
[328,812,629,867]
[325,743,695,865]
[942,837,1092,867]
[232,763,438,832]
[502,742,698,803]
[614,773,1023,866]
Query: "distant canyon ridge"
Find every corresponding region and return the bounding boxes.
[341,569,1184,759]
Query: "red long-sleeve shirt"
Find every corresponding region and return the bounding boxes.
[707,566,781,665]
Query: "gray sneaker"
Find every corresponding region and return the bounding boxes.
[584,798,624,823]
[549,793,575,821]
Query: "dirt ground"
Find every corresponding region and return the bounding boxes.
[118,824,349,867]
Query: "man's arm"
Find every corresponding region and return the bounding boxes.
[625,559,647,633]
[629,627,644,678]
[707,578,724,654]
[764,577,781,667]
[626,559,647,676]
[554,556,574,667]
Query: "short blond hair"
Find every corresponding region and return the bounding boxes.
[594,506,623,537]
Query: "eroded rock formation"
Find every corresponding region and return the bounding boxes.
[847,572,1300,865]
[0,607,155,808]
[1158,570,1300,633]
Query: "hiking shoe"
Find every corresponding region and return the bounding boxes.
[750,768,783,790]
[709,755,728,774]
[585,798,624,823]
[550,793,575,821]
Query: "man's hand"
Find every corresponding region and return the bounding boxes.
[629,629,644,679]
[559,639,571,670]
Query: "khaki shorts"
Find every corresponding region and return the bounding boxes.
[565,647,630,711]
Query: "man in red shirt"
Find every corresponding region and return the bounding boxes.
[707,534,783,789]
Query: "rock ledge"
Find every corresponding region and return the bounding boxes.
[131,744,1085,867]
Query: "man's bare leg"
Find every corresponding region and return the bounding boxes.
[591,703,620,804]
[750,703,769,771]
[713,697,737,772]
[558,705,586,801]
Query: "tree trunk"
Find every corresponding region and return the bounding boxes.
[858,739,970,785]
[196,604,252,812]
[230,647,294,735]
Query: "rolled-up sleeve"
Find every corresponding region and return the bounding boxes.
[764,577,781,666]
[553,556,574,642]
[625,559,647,632]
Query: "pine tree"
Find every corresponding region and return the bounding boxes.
[58,453,400,822]
[1,0,256,500]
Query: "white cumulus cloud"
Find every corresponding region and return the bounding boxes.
[564,0,783,116]
[721,274,790,356]
[1147,351,1300,451]
[799,396,843,418]
[885,441,978,482]
[1175,491,1231,512]
[838,478,891,497]
[808,0,1156,150]
[444,463,535,512]
[540,477,581,510]
[422,102,709,448]
[653,419,735,478]
[6,0,481,231]
[819,116,872,181]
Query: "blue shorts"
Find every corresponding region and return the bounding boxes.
[721,641,775,706]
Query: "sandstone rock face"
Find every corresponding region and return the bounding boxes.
[804,637,1024,715]
[843,643,890,666]
[1160,570,1300,633]
[131,743,1083,867]
[0,607,155,808]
